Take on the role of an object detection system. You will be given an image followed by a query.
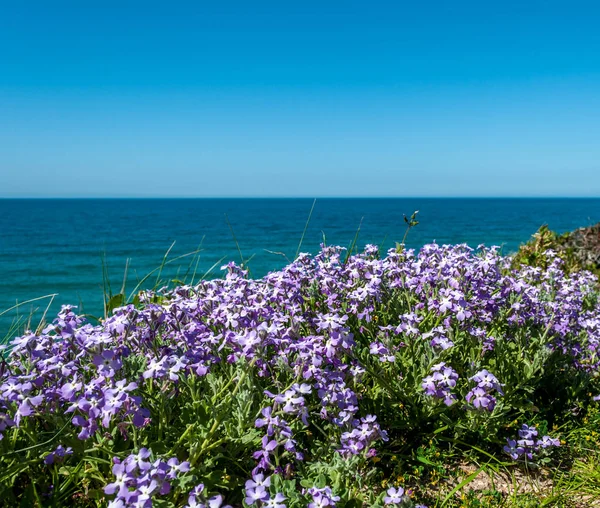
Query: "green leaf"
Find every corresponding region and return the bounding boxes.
[106,293,125,314]
[416,454,437,466]
[316,473,327,489]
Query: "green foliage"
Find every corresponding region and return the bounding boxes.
[513,223,600,279]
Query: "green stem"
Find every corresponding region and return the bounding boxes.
[167,423,196,456]
[191,358,256,465]
[4,421,71,457]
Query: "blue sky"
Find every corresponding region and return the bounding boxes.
[1,1,599,197]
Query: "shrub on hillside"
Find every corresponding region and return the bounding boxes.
[513,223,600,278]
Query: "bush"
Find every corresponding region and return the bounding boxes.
[513,223,600,278]
[1,243,599,507]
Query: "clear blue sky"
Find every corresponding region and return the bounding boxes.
[1,1,599,197]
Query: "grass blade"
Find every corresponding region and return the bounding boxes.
[344,217,363,264]
[126,247,204,302]
[225,213,244,266]
[154,241,176,290]
[0,294,59,318]
[295,198,316,260]
[440,465,485,507]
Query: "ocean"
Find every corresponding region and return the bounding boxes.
[1,198,599,337]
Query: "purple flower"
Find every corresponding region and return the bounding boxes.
[470,369,504,395]
[143,357,168,379]
[384,486,406,505]
[255,407,280,436]
[92,350,122,377]
[104,462,130,498]
[72,415,98,440]
[167,457,191,479]
[421,375,437,396]
[245,473,271,490]
[274,389,304,413]
[537,435,560,448]
[433,367,458,389]
[44,445,73,465]
[245,485,269,505]
[503,439,524,460]
[466,387,496,411]
[263,492,286,508]
[15,394,44,425]
[466,369,503,411]
[125,447,152,473]
[307,486,340,508]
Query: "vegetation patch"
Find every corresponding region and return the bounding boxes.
[1,240,600,507]
[513,222,600,278]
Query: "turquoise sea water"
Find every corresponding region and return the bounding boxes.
[1,198,599,335]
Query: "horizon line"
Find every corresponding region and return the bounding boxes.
[1,195,599,200]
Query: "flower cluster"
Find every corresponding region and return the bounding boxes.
[339,415,389,457]
[104,449,191,507]
[465,369,504,411]
[503,424,560,461]
[253,406,301,474]
[244,473,285,507]
[422,362,459,406]
[423,326,454,351]
[306,486,340,507]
